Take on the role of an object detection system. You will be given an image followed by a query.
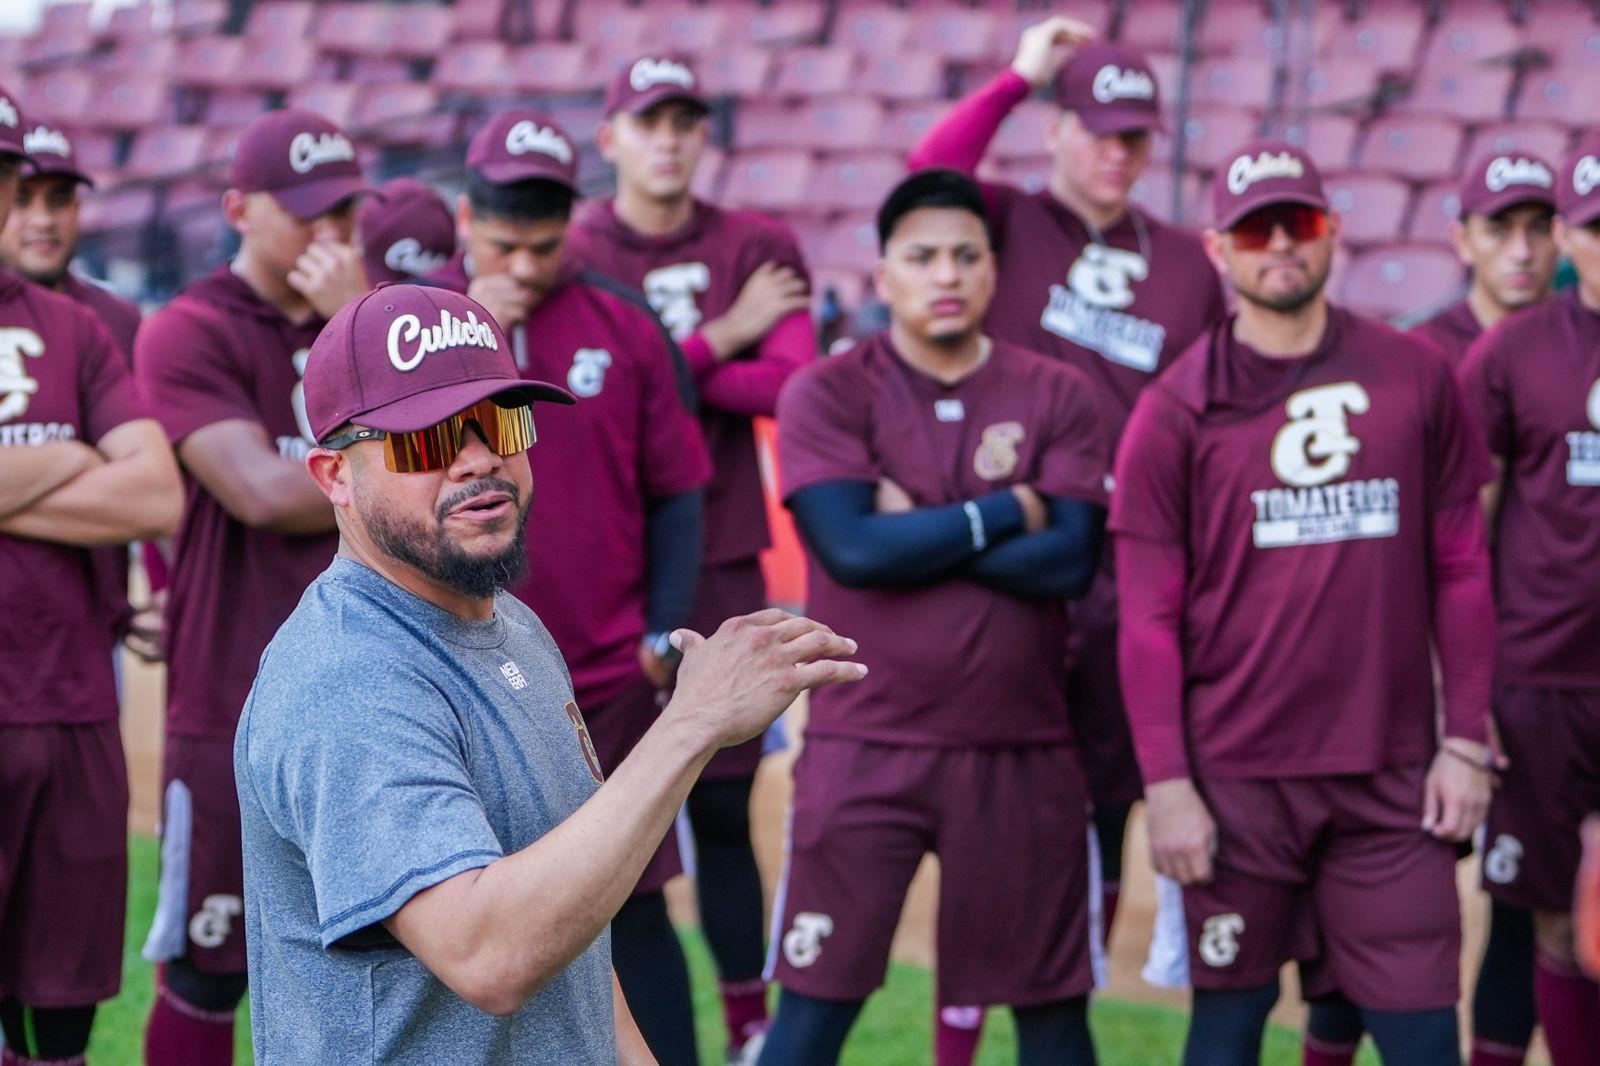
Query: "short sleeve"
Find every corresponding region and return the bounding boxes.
[1457,331,1512,457]
[76,310,149,442]
[776,360,877,497]
[753,220,813,288]
[134,306,260,445]
[241,655,505,949]
[1108,386,1194,543]
[635,310,713,498]
[1422,347,1496,510]
[1033,365,1110,505]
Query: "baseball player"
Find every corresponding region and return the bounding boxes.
[910,24,1227,1052]
[0,86,182,1066]
[0,119,154,660]
[357,176,456,286]
[1113,138,1496,1066]
[424,109,714,1066]
[1456,134,1600,1066]
[1305,149,1562,1066]
[134,107,373,1064]
[760,169,1108,1066]
[565,53,815,1059]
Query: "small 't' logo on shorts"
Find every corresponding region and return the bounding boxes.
[783,912,834,968]
[1484,834,1523,885]
[1199,913,1244,967]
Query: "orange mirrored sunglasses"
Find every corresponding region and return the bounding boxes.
[320,398,536,473]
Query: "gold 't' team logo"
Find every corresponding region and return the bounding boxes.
[973,421,1025,481]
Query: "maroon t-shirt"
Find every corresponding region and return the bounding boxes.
[979,187,1227,450]
[1411,298,1483,364]
[134,267,337,740]
[0,268,148,724]
[1459,289,1600,689]
[568,199,814,566]
[426,261,712,707]
[778,334,1108,746]
[1110,308,1493,778]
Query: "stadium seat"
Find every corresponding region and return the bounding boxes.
[1392,66,1514,123]
[1282,115,1362,171]
[1410,180,1463,247]
[286,83,361,129]
[23,69,95,123]
[510,43,594,94]
[804,213,878,271]
[774,48,861,99]
[450,0,509,41]
[1419,10,1524,70]
[908,7,998,67]
[735,101,805,151]
[68,129,121,180]
[203,90,274,129]
[91,74,173,131]
[831,6,914,56]
[1130,166,1207,225]
[312,4,392,56]
[77,185,158,236]
[720,150,815,211]
[1189,58,1278,111]
[170,0,227,36]
[989,100,1061,162]
[1197,0,1288,58]
[1358,116,1466,182]
[1524,7,1600,72]
[697,47,774,98]
[172,36,247,91]
[345,57,417,87]
[23,26,97,67]
[380,6,459,61]
[570,2,652,60]
[811,152,905,213]
[1324,174,1412,247]
[1516,68,1600,127]
[1119,0,1188,56]
[244,1,317,43]
[1290,60,1383,112]
[98,37,179,77]
[1339,245,1464,320]
[791,98,886,153]
[725,3,829,48]
[853,54,947,103]
[237,39,319,93]
[123,125,209,180]
[1176,108,1263,172]
[654,6,732,55]
[1316,8,1426,72]
[995,155,1054,196]
[354,85,453,148]
[434,41,515,96]
[809,267,872,314]
[1463,121,1573,167]
[691,145,726,200]
[989,3,1113,64]
[879,100,952,153]
[105,2,160,42]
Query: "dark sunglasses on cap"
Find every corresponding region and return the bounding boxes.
[1229,203,1331,251]
[320,397,536,473]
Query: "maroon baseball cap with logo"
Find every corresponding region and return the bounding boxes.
[604,55,707,118]
[0,84,31,165]
[228,108,374,220]
[22,122,93,186]
[1055,42,1163,135]
[1459,151,1557,219]
[358,178,457,285]
[1212,138,1330,230]
[466,110,579,190]
[1558,134,1600,228]
[303,283,573,443]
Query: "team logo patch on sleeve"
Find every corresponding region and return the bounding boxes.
[564,701,605,783]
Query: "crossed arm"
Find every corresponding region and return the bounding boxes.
[179,419,335,535]
[0,419,182,546]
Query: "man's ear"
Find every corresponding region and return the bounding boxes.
[306,447,353,507]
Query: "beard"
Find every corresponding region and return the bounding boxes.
[1234,256,1331,315]
[359,476,531,600]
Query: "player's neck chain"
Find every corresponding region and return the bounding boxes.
[1081,205,1152,265]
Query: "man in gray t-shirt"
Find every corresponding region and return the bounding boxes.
[235,284,864,1064]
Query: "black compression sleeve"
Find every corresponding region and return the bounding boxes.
[963,497,1105,599]
[644,489,703,634]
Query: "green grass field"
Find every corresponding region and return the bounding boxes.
[82,834,1374,1064]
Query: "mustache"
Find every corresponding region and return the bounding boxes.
[436,477,522,523]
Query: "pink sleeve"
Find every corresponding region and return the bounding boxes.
[698,310,815,418]
[1115,534,1191,784]
[908,69,1031,175]
[1432,495,1494,745]
[679,331,720,379]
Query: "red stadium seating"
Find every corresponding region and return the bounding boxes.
[1316,8,1426,72]
[237,39,319,93]
[23,69,95,123]
[1175,108,1263,172]
[510,43,594,94]
[773,47,861,99]
[1190,58,1278,111]
[433,42,515,96]
[879,100,952,153]
[1392,66,1514,123]
[789,98,885,152]
[123,125,209,180]
[735,101,805,151]
[831,6,913,56]
[450,0,509,41]
[77,186,159,236]
[171,36,247,91]
[1119,0,1189,56]
[68,130,120,180]
[853,54,947,103]
[994,155,1054,196]
[91,74,174,131]
[1524,7,1600,72]
[170,0,228,36]
[353,85,453,148]
[1197,0,1288,58]
[1290,60,1383,113]
[1130,166,1207,224]
[23,26,97,68]
[286,84,361,129]
[1410,180,1463,246]
[721,150,815,211]
[244,1,317,43]
[1516,68,1600,127]
[1338,245,1464,319]
[803,213,878,271]
[1324,174,1412,247]
[203,90,274,129]
[908,8,998,67]
[1358,116,1465,182]
[988,100,1060,162]
[1463,122,1573,167]
[570,2,650,64]
[105,2,161,42]
[810,152,905,213]
[344,57,416,87]
[697,47,774,98]
[1283,115,1362,171]
[724,3,828,48]
[38,1,93,39]
[313,4,392,56]
[691,146,726,200]
[989,3,1113,64]
[1418,9,1523,71]
[98,37,180,77]
[654,6,732,55]
[380,6,458,61]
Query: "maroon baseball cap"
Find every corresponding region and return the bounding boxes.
[303,283,573,443]
[0,85,30,166]
[1558,134,1600,228]
[1212,139,1330,230]
[358,178,456,285]
[22,122,93,186]
[466,110,578,190]
[604,55,707,118]
[1055,42,1163,135]
[228,108,374,220]
[1459,151,1556,219]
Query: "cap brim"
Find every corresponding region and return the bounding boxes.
[354,375,576,436]
[1467,189,1556,219]
[611,87,709,118]
[272,175,377,221]
[1216,190,1331,231]
[472,160,578,192]
[1077,107,1164,137]
[27,162,93,188]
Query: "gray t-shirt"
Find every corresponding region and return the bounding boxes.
[235,557,614,1065]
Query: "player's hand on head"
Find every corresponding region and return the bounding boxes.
[287,240,370,320]
[467,274,536,331]
[1422,739,1493,842]
[1144,777,1216,885]
[665,609,865,751]
[703,261,811,359]
[1010,15,1096,89]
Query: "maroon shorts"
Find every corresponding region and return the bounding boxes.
[766,737,1095,1007]
[1482,683,1600,912]
[584,681,683,896]
[689,558,768,781]
[0,722,128,1006]
[1064,571,1141,807]
[1181,764,1460,1011]
[143,735,247,975]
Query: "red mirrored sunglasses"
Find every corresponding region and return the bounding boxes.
[1229,203,1330,251]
